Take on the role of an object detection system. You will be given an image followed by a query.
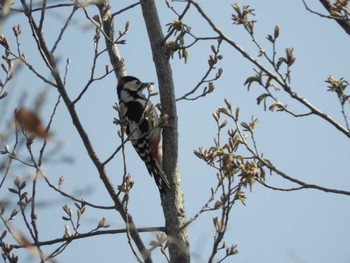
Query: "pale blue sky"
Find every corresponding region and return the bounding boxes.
[0,1,349,263]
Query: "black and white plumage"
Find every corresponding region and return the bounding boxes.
[117,76,171,193]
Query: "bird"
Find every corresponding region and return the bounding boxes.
[117,76,171,193]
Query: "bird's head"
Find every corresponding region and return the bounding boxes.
[117,76,154,103]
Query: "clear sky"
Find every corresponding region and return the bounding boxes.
[0,1,349,263]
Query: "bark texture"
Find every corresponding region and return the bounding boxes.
[139,0,190,262]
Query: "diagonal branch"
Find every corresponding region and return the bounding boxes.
[301,0,350,36]
[19,0,151,262]
[190,0,350,138]
[51,5,78,54]
[222,105,350,196]
[318,0,350,35]
[111,2,140,18]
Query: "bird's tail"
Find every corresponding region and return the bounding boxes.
[147,157,171,193]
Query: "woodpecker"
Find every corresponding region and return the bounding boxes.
[117,76,171,193]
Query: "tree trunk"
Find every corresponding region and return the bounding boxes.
[140,0,191,262]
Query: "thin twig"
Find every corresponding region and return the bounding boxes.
[260,158,350,195]
[10,3,77,13]
[51,5,78,54]
[45,241,71,261]
[38,0,47,32]
[111,2,140,17]
[339,96,350,130]
[176,41,221,101]
[256,178,305,191]
[183,182,220,229]
[302,0,350,35]
[0,122,20,189]
[7,153,36,167]
[1,226,166,249]
[30,171,46,262]
[82,5,112,42]
[39,169,115,210]
[176,63,214,101]
[163,1,191,43]
[11,53,57,87]
[38,94,61,167]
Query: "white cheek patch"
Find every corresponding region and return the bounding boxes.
[124,81,140,91]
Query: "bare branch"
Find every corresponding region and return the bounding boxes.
[17,1,151,261]
[259,158,350,195]
[38,0,47,32]
[222,104,350,196]
[1,226,166,249]
[318,0,350,35]
[256,178,305,192]
[10,52,57,87]
[38,94,61,167]
[176,41,222,102]
[301,0,350,35]
[10,3,77,13]
[190,0,350,138]
[111,2,140,18]
[0,123,20,189]
[96,2,127,78]
[36,161,115,210]
[72,33,114,104]
[184,182,221,229]
[51,5,78,54]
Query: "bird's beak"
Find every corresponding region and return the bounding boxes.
[141,82,154,88]
[140,82,155,93]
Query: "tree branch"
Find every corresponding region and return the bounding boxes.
[19,1,151,261]
[96,2,127,79]
[259,158,350,195]
[51,5,78,54]
[190,0,350,138]
[318,0,350,35]
[1,226,166,249]
[223,104,350,196]
[111,2,140,18]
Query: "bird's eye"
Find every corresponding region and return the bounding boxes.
[135,80,141,85]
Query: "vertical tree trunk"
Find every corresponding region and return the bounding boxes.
[140,1,190,262]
